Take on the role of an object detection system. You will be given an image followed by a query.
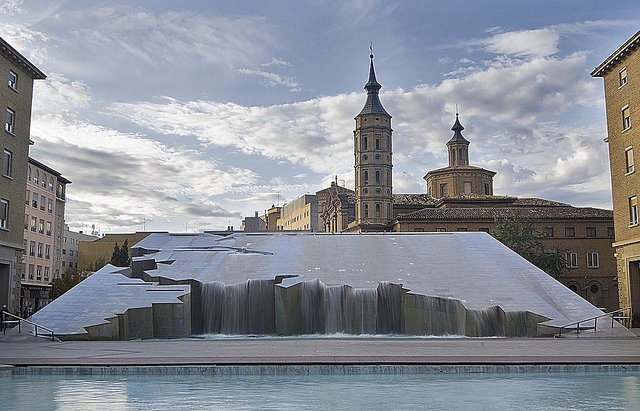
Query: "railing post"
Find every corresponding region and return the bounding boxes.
[577,322,580,334]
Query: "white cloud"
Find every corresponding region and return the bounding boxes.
[484,28,560,57]
[109,49,609,209]
[0,0,22,15]
[238,69,301,91]
[0,23,48,63]
[29,115,257,232]
[32,74,91,115]
[261,57,291,67]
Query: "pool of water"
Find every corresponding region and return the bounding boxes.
[2,372,639,410]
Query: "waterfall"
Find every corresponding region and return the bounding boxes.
[200,278,538,337]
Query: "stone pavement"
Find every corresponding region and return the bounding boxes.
[1,334,640,366]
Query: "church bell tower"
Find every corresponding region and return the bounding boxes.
[354,52,393,225]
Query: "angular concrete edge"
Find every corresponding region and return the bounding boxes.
[5,364,640,376]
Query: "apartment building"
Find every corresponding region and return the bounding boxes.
[277,194,318,231]
[0,37,46,313]
[592,30,640,325]
[22,157,69,312]
[61,224,98,275]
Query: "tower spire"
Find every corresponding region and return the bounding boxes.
[359,50,389,116]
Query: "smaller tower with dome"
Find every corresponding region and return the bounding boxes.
[424,113,496,198]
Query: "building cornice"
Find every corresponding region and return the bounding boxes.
[28,157,71,184]
[591,30,640,77]
[0,37,46,80]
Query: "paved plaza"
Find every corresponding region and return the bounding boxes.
[2,334,640,367]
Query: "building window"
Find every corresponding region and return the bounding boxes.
[5,107,14,133]
[46,221,51,236]
[626,147,635,174]
[29,240,35,256]
[622,106,631,130]
[375,135,381,150]
[464,182,472,194]
[23,213,28,230]
[620,68,628,87]
[62,248,66,255]
[440,183,448,197]
[565,227,575,237]
[28,264,34,279]
[457,227,468,232]
[22,239,26,255]
[435,227,446,232]
[30,216,36,232]
[413,227,425,232]
[44,267,49,282]
[565,252,578,268]
[32,192,37,208]
[375,170,380,184]
[484,183,490,195]
[8,70,17,90]
[630,196,638,226]
[49,177,54,191]
[0,198,7,229]
[587,252,599,268]
[375,203,381,218]
[36,265,42,280]
[586,227,596,237]
[34,170,39,186]
[38,219,44,234]
[40,195,45,211]
[364,203,369,218]
[2,149,12,177]
[45,244,50,259]
[363,170,369,184]
[363,135,368,150]
[544,227,554,237]
[608,227,615,238]
[41,173,47,188]
[47,199,53,213]
[37,243,43,258]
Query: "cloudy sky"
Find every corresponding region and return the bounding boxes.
[1,1,639,234]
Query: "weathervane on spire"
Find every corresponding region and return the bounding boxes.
[455,103,459,116]
[370,42,374,59]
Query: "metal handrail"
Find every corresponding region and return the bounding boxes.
[555,307,631,337]
[1,311,56,341]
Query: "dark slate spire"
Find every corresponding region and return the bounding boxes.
[447,112,470,144]
[358,53,390,116]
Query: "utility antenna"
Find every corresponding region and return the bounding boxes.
[455,103,459,115]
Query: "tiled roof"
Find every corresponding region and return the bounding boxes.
[424,165,496,175]
[392,193,438,206]
[397,205,613,221]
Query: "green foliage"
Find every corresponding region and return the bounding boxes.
[50,273,88,300]
[88,256,107,272]
[493,215,565,279]
[109,239,130,267]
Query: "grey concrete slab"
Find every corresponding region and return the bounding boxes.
[134,232,623,329]
[1,336,639,366]
[25,265,190,337]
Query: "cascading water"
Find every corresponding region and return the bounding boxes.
[199,278,539,337]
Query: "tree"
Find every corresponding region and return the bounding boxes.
[50,273,85,300]
[109,240,131,267]
[493,215,565,279]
